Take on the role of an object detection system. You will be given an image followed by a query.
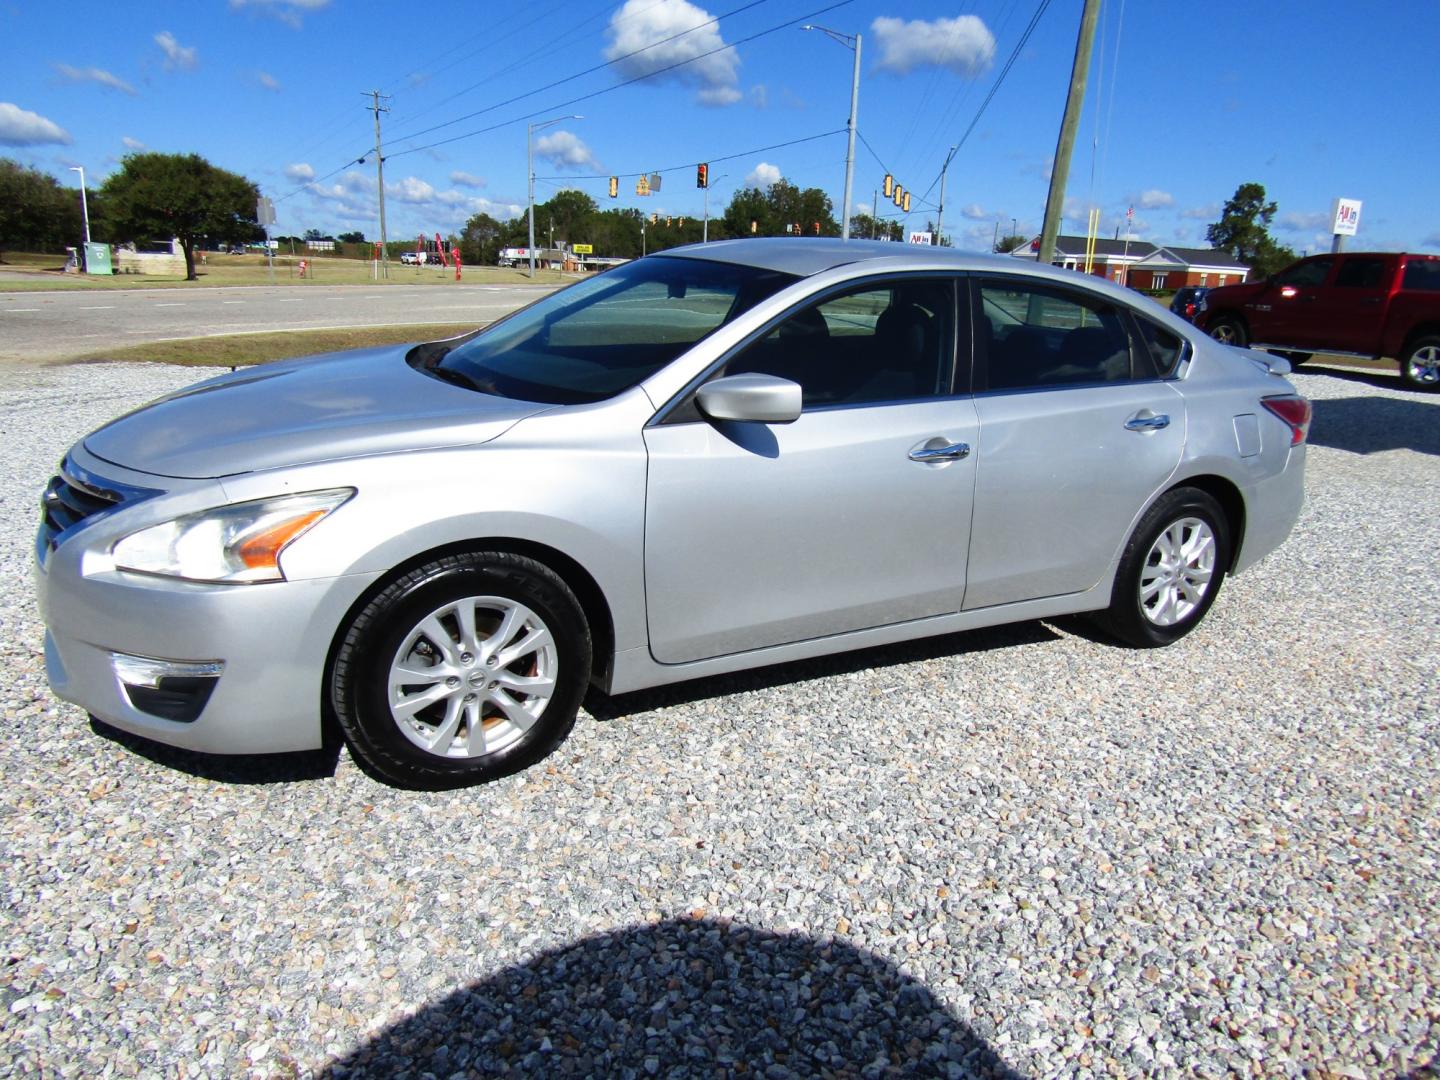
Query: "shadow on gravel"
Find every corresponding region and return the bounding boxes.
[1308,395,1440,457]
[585,621,1059,722]
[88,716,341,784]
[320,917,1022,1079]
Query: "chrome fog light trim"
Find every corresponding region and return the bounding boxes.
[111,652,225,689]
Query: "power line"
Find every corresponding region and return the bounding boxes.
[386,0,854,161]
[386,0,773,148]
[532,128,847,181]
[912,0,1055,207]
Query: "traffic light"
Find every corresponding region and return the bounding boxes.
[666,217,672,226]
[608,176,618,198]
[883,174,894,198]
[902,191,911,213]
[813,221,820,235]
[697,163,709,188]
[893,184,904,208]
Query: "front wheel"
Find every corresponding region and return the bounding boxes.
[330,551,591,789]
[1093,488,1231,648]
[1399,335,1440,391]
[1207,316,1248,348]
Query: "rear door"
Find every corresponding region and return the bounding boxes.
[1307,254,1392,353]
[965,276,1185,610]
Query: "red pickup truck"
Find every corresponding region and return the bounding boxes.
[1194,251,1440,390]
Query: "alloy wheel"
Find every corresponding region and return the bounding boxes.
[1139,517,1216,627]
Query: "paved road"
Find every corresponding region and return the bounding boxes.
[0,282,557,363]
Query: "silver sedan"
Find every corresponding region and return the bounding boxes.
[36,240,1309,788]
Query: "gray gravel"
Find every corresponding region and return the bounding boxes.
[1,361,1437,1078]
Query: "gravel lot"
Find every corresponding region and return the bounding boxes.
[1,361,1436,1078]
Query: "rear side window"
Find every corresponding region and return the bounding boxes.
[1132,317,1185,377]
[1335,258,1387,288]
[977,280,1134,391]
[1402,260,1440,291]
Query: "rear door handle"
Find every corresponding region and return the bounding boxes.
[1125,412,1170,432]
[909,439,971,462]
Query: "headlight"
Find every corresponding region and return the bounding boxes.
[112,489,353,584]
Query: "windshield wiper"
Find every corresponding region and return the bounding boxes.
[426,364,481,391]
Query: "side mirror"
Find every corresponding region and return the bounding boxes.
[696,374,802,424]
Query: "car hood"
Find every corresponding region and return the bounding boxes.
[83,344,552,479]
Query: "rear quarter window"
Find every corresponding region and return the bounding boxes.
[1402,260,1440,291]
[1131,316,1185,377]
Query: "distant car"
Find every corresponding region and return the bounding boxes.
[227,245,245,256]
[1169,286,1210,323]
[400,252,423,265]
[37,239,1309,789]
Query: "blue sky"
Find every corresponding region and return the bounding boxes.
[4,0,1438,255]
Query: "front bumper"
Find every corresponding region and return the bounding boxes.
[38,525,381,755]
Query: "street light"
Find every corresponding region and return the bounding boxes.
[802,24,861,241]
[702,173,729,243]
[528,114,582,278]
[68,166,91,245]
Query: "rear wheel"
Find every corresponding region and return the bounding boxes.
[1094,488,1231,648]
[331,551,591,789]
[1207,316,1248,348]
[1399,335,1440,391]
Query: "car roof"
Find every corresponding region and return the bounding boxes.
[656,237,1027,278]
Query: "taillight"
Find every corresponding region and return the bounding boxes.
[1184,302,1196,317]
[1262,395,1311,446]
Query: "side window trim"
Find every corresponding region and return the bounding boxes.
[650,272,968,426]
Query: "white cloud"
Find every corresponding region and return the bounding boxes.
[228,0,330,29]
[284,162,316,182]
[154,31,198,71]
[534,130,599,171]
[53,63,137,96]
[0,103,72,146]
[744,161,781,190]
[1135,189,1174,210]
[1278,211,1330,232]
[387,176,438,204]
[450,171,486,188]
[122,136,145,150]
[604,0,741,107]
[1180,204,1218,220]
[256,71,282,92]
[871,15,995,77]
[961,203,987,220]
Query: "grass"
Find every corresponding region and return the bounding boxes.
[68,322,480,367]
[0,252,574,291]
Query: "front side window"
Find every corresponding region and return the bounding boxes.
[426,256,798,404]
[978,280,1136,391]
[1275,258,1333,288]
[719,277,956,408]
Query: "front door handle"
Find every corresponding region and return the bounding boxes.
[1125,412,1170,432]
[909,439,971,463]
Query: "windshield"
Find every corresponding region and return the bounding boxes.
[427,255,799,404]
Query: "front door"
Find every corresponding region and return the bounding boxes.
[643,276,977,665]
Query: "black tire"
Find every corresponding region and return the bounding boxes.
[1093,488,1231,648]
[331,551,591,790]
[1207,315,1249,348]
[1398,334,1440,391]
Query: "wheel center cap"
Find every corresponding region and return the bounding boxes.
[468,671,487,689]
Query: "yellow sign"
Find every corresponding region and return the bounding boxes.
[573,244,593,254]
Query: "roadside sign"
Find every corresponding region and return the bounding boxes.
[256,196,276,226]
[572,244,593,254]
[908,231,933,245]
[1331,198,1362,236]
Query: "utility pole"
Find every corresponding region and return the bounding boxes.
[365,90,391,279]
[935,145,957,248]
[1037,0,1101,267]
[872,190,878,239]
[804,25,861,240]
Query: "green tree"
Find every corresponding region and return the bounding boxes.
[721,181,838,239]
[535,189,599,247]
[337,230,365,244]
[459,212,502,265]
[1206,182,1297,277]
[994,233,1029,254]
[0,159,81,260]
[848,212,902,241]
[100,152,261,280]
